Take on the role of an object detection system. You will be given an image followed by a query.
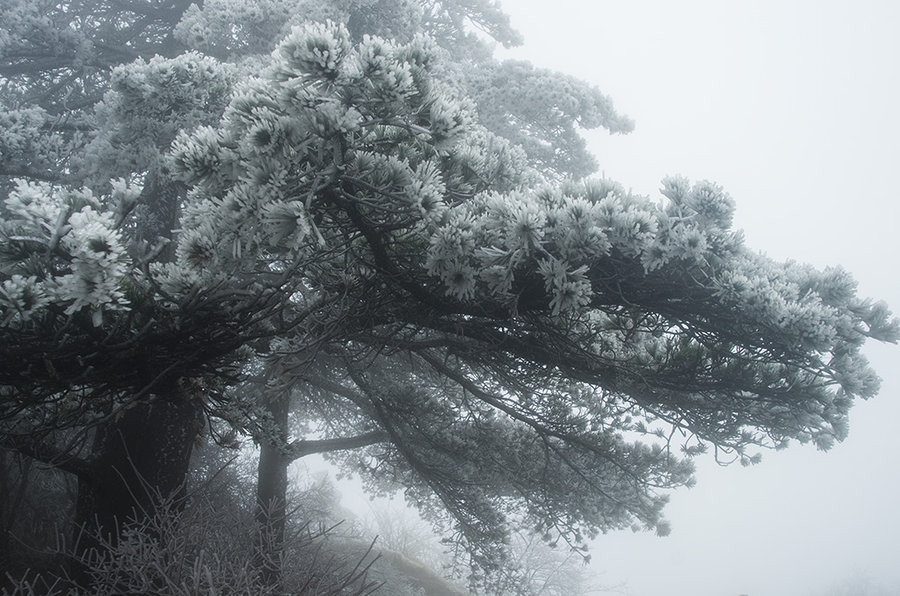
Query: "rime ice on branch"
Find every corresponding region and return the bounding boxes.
[163,22,900,567]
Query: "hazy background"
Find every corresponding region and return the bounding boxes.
[314,2,900,595]
[496,2,900,595]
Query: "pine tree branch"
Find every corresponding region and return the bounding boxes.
[1,435,95,480]
[285,430,388,462]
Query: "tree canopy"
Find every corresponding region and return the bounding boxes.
[1,0,896,587]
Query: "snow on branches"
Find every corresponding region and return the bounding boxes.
[0,179,137,326]
[168,21,525,282]
[164,22,900,466]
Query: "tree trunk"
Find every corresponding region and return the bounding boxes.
[255,390,289,590]
[71,392,203,587]
[0,449,14,580]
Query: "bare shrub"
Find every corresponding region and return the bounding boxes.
[4,460,381,595]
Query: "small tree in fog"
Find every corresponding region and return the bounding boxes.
[363,500,447,567]
[818,574,900,596]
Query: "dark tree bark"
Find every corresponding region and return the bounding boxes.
[71,392,203,587]
[0,449,18,579]
[254,390,289,590]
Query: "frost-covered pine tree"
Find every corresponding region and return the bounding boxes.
[1,1,897,590]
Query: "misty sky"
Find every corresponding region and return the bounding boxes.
[494,2,900,595]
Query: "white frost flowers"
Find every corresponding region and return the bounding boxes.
[0,275,46,324]
[58,207,131,317]
[0,180,134,326]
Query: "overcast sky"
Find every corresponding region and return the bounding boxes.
[493,2,900,595]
